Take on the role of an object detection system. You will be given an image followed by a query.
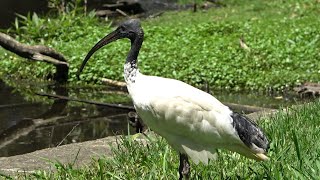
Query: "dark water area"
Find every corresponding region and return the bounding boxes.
[0,79,134,157]
[0,79,312,157]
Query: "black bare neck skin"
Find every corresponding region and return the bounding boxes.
[126,33,143,69]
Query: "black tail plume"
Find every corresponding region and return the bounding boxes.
[231,112,269,152]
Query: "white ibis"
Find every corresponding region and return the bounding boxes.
[77,19,269,179]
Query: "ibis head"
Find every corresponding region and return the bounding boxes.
[77,19,144,78]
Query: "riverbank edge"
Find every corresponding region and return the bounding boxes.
[0,109,277,177]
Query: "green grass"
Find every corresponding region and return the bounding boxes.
[0,0,319,91]
[4,100,319,179]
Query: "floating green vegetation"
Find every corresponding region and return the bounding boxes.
[0,0,319,91]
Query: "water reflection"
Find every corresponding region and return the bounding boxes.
[0,80,134,157]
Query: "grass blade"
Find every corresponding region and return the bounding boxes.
[162,145,169,173]
[292,130,302,169]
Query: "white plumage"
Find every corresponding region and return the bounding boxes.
[78,19,269,179]
[127,69,264,164]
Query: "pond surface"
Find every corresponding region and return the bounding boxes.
[0,79,134,157]
[0,79,310,157]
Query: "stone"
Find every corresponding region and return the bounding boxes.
[0,135,119,176]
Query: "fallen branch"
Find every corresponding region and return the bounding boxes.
[32,53,68,66]
[35,92,135,110]
[0,32,69,82]
[148,12,164,19]
[116,8,128,17]
[101,78,127,88]
[293,82,320,97]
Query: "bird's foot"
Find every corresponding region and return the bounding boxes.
[179,154,190,180]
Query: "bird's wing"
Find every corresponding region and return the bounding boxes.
[132,76,269,163]
[144,95,239,164]
[148,94,236,137]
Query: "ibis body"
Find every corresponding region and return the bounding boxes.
[78,19,269,179]
[125,66,268,163]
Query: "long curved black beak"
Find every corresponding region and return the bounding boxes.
[77,29,120,79]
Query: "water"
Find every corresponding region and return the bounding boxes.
[0,79,309,157]
[0,79,134,157]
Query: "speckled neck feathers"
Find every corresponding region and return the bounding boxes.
[124,61,139,83]
[123,32,143,84]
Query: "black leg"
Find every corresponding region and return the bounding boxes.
[127,111,144,133]
[179,153,190,180]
